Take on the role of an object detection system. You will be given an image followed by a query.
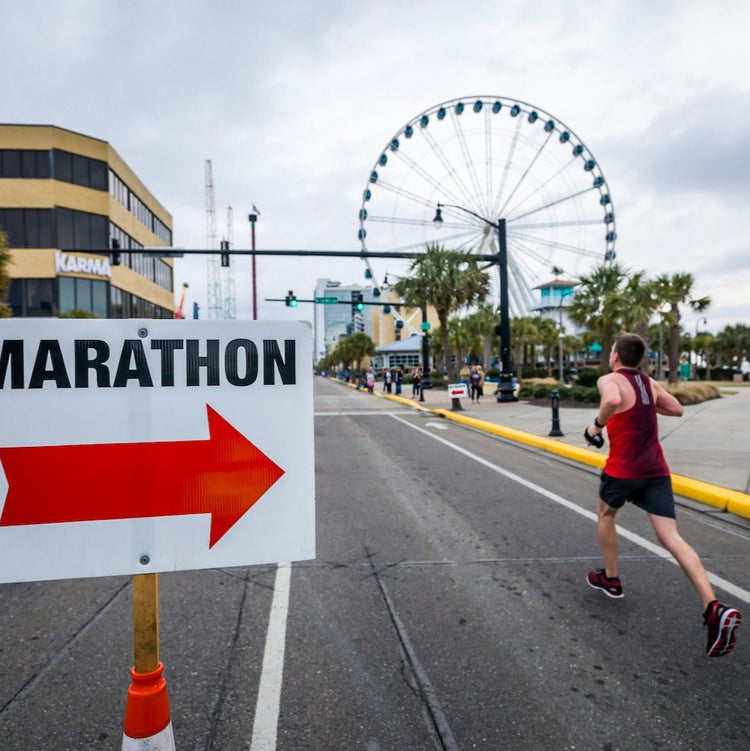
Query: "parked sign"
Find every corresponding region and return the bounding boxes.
[448,383,469,398]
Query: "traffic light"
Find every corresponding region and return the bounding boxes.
[110,238,121,266]
[220,239,230,267]
[352,292,365,312]
[285,290,298,307]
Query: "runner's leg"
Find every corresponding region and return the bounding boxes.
[648,514,715,609]
[597,499,619,578]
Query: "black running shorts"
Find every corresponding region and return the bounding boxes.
[599,472,676,519]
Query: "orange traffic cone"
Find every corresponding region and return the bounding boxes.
[121,662,175,750]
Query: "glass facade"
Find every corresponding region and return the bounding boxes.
[109,168,172,245]
[9,277,173,319]
[0,209,172,292]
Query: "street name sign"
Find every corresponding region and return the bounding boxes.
[0,319,315,584]
[314,296,339,304]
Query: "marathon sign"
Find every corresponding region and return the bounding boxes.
[0,320,315,584]
[0,336,297,389]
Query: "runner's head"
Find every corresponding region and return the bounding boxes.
[613,333,646,368]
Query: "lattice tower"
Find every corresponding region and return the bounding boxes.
[222,205,237,320]
[205,160,223,319]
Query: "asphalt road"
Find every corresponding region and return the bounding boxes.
[1,376,749,750]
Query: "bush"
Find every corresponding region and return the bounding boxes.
[665,382,721,405]
[570,385,599,402]
[576,369,601,388]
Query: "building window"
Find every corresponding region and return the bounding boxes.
[0,150,21,177]
[58,277,109,317]
[8,278,55,317]
[0,150,51,178]
[109,168,173,246]
[55,207,108,251]
[0,208,54,248]
[51,149,108,191]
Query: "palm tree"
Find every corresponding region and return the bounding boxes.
[449,316,478,372]
[393,244,490,379]
[621,271,659,371]
[465,302,500,369]
[532,315,559,377]
[568,263,631,372]
[714,324,750,375]
[0,231,10,318]
[336,331,375,372]
[511,316,538,374]
[654,273,710,384]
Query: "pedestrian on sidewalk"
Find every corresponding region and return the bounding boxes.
[586,332,741,657]
[411,368,422,398]
[393,367,402,395]
[470,366,481,403]
[383,368,392,393]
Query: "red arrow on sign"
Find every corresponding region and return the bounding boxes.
[0,405,284,548]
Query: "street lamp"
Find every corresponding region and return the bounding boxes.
[248,210,259,320]
[694,316,707,380]
[433,203,517,402]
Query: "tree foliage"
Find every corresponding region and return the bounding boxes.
[0,231,10,318]
[654,272,710,384]
[393,244,489,379]
[316,331,375,373]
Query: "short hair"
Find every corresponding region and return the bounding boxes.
[614,332,646,367]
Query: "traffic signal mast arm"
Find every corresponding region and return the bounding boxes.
[266,297,398,307]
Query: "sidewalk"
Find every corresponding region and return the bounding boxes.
[356,380,750,517]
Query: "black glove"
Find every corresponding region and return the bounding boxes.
[584,427,604,449]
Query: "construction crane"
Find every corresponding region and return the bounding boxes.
[205,160,223,319]
[222,205,237,320]
[174,282,189,319]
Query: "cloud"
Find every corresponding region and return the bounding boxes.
[611,90,750,203]
[3,0,750,331]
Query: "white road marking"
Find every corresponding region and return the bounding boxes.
[391,414,750,605]
[250,562,291,751]
[424,420,449,430]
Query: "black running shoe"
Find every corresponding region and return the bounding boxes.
[704,601,741,657]
[587,569,623,599]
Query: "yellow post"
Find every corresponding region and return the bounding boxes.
[132,573,159,673]
[122,572,175,748]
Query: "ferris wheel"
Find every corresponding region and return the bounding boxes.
[357,96,616,315]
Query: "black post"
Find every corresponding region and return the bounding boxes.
[549,388,563,436]
[419,306,431,402]
[496,219,518,402]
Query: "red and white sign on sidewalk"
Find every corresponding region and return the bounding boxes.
[448,383,469,399]
[0,320,315,583]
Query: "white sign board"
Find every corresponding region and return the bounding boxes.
[0,320,315,583]
[448,383,469,398]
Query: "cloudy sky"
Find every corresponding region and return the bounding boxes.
[4,0,749,333]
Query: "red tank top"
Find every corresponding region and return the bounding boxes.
[604,369,670,478]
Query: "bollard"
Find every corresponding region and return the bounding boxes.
[549,388,564,436]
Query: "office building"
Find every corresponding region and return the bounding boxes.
[0,124,174,318]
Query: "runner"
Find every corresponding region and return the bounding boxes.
[586,332,741,657]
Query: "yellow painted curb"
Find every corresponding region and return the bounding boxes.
[432,408,606,470]
[430,408,750,520]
